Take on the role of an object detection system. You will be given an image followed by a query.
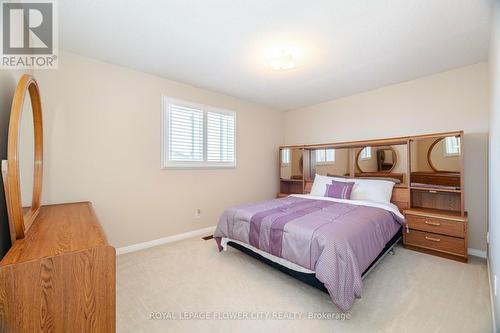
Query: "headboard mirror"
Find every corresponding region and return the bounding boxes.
[410,134,462,189]
[356,146,397,173]
[428,136,461,172]
[1,75,43,241]
[279,131,464,215]
[309,147,349,178]
[19,92,35,217]
[280,147,303,180]
[353,144,406,184]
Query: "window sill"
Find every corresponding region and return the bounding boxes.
[161,163,236,170]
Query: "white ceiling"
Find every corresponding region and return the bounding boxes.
[59,0,492,111]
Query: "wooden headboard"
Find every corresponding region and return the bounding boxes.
[391,186,409,211]
[353,172,404,183]
[411,172,460,188]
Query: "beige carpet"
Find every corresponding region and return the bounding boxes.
[117,237,492,333]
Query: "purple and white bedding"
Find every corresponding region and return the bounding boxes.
[214,194,405,311]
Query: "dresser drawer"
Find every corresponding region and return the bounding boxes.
[405,229,465,256]
[406,214,465,238]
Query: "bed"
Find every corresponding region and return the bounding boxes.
[214,175,406,311]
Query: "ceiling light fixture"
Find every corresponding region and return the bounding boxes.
[268,49,297,70]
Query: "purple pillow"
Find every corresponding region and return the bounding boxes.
[324,180,355,200]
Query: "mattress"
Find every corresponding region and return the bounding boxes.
[214,194,405,311]
[220,237,314,274]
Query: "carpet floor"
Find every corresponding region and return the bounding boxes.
[117,237,492,333]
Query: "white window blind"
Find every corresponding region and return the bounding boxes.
[207,111,235,163]
[360,147,372,159]
[168,104,204,162]
[315,148,335,164]
[162,97,236,168]
[281,148,290,165]
[444,136,460,156]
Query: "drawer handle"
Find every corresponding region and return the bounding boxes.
[425,236,441,242]
[429,190,438,194]
[424,221,441,226]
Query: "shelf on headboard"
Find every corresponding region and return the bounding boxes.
[410,186,462,194]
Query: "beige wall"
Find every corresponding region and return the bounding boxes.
[34,52,284,248]
[285,63,489,252]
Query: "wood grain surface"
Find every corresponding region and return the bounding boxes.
[0,202,115,332]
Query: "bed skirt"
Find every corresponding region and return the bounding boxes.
[226,227,403,294]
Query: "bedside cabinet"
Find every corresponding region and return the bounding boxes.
[403,208,468,262]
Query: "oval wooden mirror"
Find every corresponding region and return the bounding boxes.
[427,136,461,172]
[1,75,43,241]
[356,146,397,173]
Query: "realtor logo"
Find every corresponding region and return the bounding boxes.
[1,0,58,69]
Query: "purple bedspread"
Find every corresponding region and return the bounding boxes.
[214,196,405,311]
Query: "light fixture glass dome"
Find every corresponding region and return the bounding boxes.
[268,49,296,70]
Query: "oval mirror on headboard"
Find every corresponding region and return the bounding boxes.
[427,136,461,172]
[356,146,398,173]
[1,75,43,241]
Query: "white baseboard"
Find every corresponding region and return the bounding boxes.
[116,226,216,255]
[468,248,487,258]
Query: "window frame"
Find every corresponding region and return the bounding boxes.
[281,148,291,166]
[315,148,336,165]
[443,136,460,157]
[161,97,237,169]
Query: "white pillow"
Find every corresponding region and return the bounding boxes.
[310,174,395,204]
[310,174,338,196]
[349,178,394,204]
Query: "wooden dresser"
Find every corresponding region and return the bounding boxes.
[403,132,467,262]
[0,202,116,332]
[403,208,467,262]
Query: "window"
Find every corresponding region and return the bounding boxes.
[281,148,291,165]
[162,97,236,168]
[444,136,460,156]
[360,147,372,160]
[315,148,335,164]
